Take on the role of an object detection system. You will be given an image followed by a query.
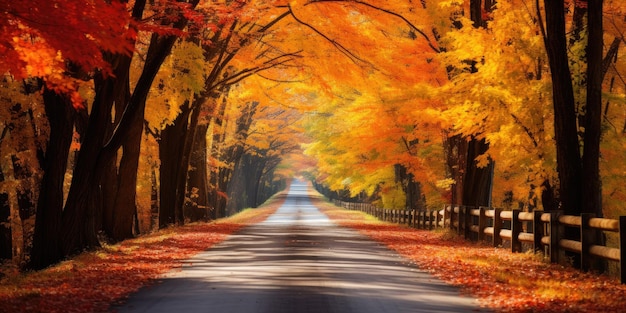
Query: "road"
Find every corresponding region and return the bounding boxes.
[115,180,487,313]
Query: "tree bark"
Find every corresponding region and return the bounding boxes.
[159,104,191,227]
[110,102,143,241]
[0,193,10,260]
[543,0,584,215]
[30,91,74,269]
[60,73,119,256]
[462,138,493,207]
[186,123,210,221]
[582,0,603,216]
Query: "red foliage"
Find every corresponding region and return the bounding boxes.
[0,0,134,78]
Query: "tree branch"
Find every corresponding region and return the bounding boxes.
[287,3,378,70]
[306,0,440,52]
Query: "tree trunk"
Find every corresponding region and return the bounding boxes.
[208,97,229,219]
[186,123,210,221]
[30,91,74,269]
[444,134,467,207]
[462,138,493,207]
[582,0,603,216]
[159,104,191,227]
[111,102,144,241]
[173,104,202,224]
[0,193,10,260]
[458,0,494,209]
[60,71,120,256]
[543,0,584,215]
[394,164,424,210]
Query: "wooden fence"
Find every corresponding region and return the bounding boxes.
[333,200,626,284]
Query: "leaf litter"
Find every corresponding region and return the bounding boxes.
[0,197,283,313]
[314,197,626,313]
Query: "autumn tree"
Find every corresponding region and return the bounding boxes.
[224,82,305,213]
[541,0,622,216]
[29,0,207,269]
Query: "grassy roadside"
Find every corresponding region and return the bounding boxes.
[0,193,285,313]
[309,192,626,313]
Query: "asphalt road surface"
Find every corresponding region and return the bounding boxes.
[116,180,487,313]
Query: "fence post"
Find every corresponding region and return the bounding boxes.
[511,209,522,253]
[417,210,421,229]
[415,210,420,229]
[445,205,451,229]
[619,216,626,284]
[533,210,544,252]
[464,206,472,240]
[478,207,487,241]
[436,208,441,229]
[580,213,595,272]
[456,206,463,235]
[493,208,503,247]
[549,211,563,264]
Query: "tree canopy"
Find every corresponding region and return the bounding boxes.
[0,0,625,270]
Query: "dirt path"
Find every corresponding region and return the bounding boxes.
[115,180,487,313]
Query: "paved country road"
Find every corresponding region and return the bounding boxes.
[115,180,488,313]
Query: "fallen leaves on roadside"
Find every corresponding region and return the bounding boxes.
[315,199,626,313]
[0,196,283,313]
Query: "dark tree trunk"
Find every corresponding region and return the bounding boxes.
[30,91,74,269]
[235,152,267,208]
[541,179,558,212]
[186,123,210,221]
[462,138,493,207]
[219,102,257,216]
[102,77,130,241]
[0,193,10,260]
[543,0,583,215]
[101,153,118,238]
[111,102,143,241]
[159,104,191,227]
[174,104,203,224]
[582,0,603,216]
[444,134,467,207]
[60,73,118,256]
[0,162,10,260]
[248,157,266,208]
[394,164,424,210]
[208,97,229,219]
[226,160,246,214]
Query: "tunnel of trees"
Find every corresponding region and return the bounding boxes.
[0,0,624,271]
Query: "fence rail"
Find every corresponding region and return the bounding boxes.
[333,200,626,284]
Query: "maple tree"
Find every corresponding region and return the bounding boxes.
[29,0,208,269]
